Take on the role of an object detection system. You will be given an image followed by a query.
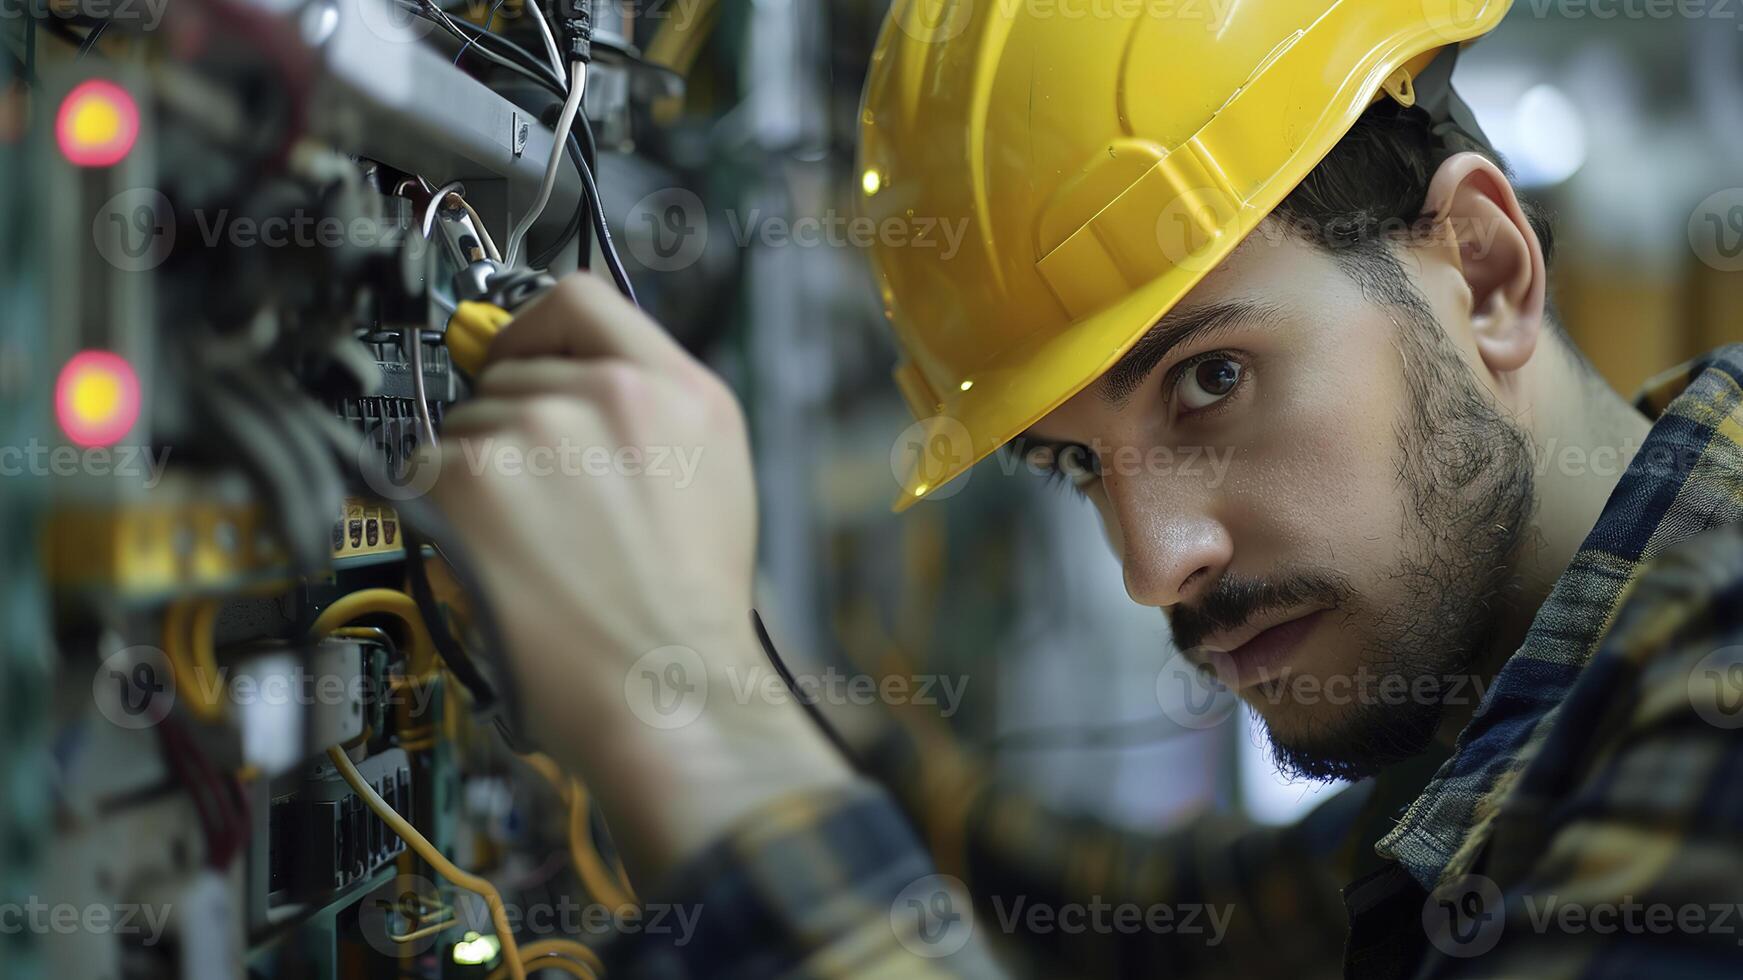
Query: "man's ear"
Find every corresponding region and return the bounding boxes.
[1421,152,1547,375]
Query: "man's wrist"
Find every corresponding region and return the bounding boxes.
[551,631,860,887]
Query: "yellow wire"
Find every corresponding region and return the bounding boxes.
[519,754,638,911]
[490,953,595,980]
[327,746,526,980]
[517,939,603,973]
[308,588,438,676]
[644,0,718,74]
[644,0,720,123]
[566,780,637,912]
[163,599,225,722]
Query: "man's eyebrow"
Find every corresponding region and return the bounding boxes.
[1092,300,1290,408]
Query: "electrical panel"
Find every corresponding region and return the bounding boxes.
[2,1,683,976]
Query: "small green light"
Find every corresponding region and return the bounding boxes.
[452,931,501,966]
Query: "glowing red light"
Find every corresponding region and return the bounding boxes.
[55,80,139,168]
[56,351,141,448]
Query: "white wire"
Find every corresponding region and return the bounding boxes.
[527,0,564,80]
[504,60,585,269]
[456,197,503,263]
[406,329,439,450]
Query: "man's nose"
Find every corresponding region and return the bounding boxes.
[1104,472,1232,609]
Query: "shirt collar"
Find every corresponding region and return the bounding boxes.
[1374,345,1743,888]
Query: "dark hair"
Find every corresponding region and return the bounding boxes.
[1270,100,1567,337]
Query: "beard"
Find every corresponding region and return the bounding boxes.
[1168,281,1537,783]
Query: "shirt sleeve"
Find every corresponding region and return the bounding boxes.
[601,717,1362,979]
[598,779,1011,979]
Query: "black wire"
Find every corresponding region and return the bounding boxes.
[398,519,500,712]
[74,19,106,60]
[575,116,638,305]
[454,0,507,65]
[751,610,860,769]
[37,17,91,53]
[404,1,637,304]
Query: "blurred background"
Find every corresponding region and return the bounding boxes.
[597,3,1743,831]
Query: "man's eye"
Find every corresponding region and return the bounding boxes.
[1176,355,1243,411]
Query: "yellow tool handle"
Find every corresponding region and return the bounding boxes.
[446,301,516,377]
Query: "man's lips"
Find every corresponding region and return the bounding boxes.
[1190,609,1330,691]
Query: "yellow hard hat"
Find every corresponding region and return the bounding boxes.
[861,0,1513,511]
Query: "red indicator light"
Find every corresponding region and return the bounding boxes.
[55,351,141,448]
[55,79,139,167]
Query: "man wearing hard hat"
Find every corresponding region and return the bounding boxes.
[434,0,1743,975]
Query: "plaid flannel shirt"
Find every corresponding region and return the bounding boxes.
[604,345,1743,979]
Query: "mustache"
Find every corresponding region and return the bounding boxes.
[1168,569,1353,652]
